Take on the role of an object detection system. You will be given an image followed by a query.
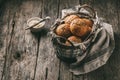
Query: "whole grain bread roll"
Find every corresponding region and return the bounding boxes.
[64,15,80,24]
[65,36,82,46]
[70,18,92,37]
[56,24,72,37]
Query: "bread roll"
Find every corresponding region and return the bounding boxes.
[64,15,80,24]
[70,18,92,37]
[65,36,82,46]
[56,24,71,37]
[82,18,93,27]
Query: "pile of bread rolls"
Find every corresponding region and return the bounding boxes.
[55,15,93,46]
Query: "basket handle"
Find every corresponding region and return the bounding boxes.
[54,36,75,47]
[78,4,96,18]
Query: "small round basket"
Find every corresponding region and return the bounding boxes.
[51,4,97,63]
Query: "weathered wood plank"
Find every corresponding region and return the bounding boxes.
[1,0,43,80]
[0,0,119,80]
[0,1,11,79]
[34,0,60,80]
[81,0,120,80]
[0,1,22,80]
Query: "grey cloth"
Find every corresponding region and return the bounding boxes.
[61,5,115,75]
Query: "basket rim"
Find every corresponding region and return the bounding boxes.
[51,4,99,49]
[52,17,96,48]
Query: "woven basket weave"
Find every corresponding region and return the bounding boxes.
[51,4,98,63]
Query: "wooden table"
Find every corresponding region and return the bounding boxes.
[0,0,120,80]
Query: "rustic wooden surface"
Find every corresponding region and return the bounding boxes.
[0,0,120,80]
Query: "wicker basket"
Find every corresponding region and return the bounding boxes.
[51,4,98,63]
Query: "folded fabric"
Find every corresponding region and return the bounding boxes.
[51,5,115,75]
[62,5,115,75]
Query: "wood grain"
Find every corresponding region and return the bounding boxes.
[34,0,60,80]
[0,1,10,79]
[1,0,43,80]
[0,0,120,80]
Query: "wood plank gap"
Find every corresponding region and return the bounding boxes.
[45,67,48,80]
[33,0,44,80]
[57,61,61,80]
[57,0,61,80]
[71,73,73,80]
[33,35,41,80]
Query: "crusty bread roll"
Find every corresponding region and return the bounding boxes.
[65,36,82,46]
[82,18,93,27]
[56,24,72,37]
[70,18,92,37]
[64,15,80,24]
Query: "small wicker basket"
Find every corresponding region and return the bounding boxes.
[51,4,98,63]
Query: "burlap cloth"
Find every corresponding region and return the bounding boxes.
[53,5,115,75]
